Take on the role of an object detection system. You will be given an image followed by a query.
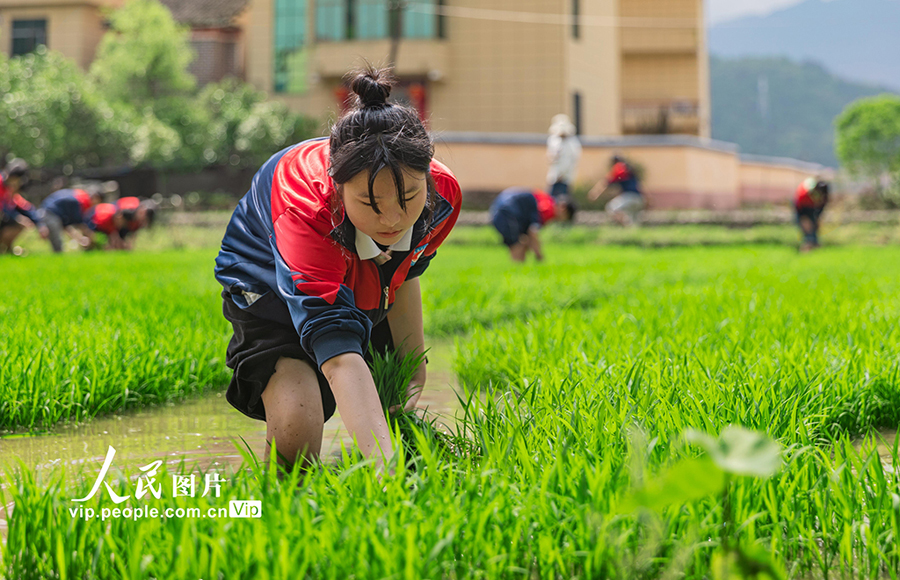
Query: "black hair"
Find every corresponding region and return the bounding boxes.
[328,65,436,222]
[2,158,28,178]
[816,181,830,196]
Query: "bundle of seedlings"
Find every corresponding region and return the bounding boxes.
[369,346,457,463]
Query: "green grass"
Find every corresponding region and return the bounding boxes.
[0,250,232,432]
[4,243,900,578]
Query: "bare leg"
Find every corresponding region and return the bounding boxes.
[509,241,528,262]
[0,224,24,253]
[260,357,325,472]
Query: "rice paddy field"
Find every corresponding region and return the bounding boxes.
[2,224,900,579]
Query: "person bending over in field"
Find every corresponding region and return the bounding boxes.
[795,177,829,252]
[0,159,42,254]
[37,185,105,252]
[489,187,576,262]
[214,66,462,472]
[86,197,156,250]
[589,155,644,226]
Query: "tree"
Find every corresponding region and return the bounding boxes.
[835,95,900,195]
[89,0,207,169]
[198,78,319,170]
[0,46,126,170]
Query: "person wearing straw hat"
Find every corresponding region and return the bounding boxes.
[794,177,829,252]
[546,114,582,199]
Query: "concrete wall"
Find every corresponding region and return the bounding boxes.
[435,133,819,210]
[739,155,828,206]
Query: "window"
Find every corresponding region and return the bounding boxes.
[274,0,308,93]
[356,0,388,39]
[316,0,439,41]
[12,19,47,56]
[573,92,582,135]
[403,0,437,39]
[316,0,347,40]
[572,0,581,39]
[572,0,580,39]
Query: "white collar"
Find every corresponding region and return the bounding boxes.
[354,226,413,260]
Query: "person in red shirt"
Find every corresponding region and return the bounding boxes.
[589,155,645,225]
[1,159,41,254]
[795,177,829,252]
[214,67,463,472]
[489,187,576,262]
[85,197,156,250]
[37,186,105,252]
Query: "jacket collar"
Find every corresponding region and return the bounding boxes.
[354,226,413,260]
[332,189,455,256]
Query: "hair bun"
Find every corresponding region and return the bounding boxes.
[350,68,393,108]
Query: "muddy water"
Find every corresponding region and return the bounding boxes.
[0,340,462,476]
[853,429,899,468]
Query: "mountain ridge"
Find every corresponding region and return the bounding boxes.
[709,0,900,90]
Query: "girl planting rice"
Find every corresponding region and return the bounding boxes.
[215,66,461,472]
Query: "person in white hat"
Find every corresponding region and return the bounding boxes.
[546,114,582,199]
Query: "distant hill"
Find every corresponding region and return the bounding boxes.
[709,0,900,90]
[710,56,896,167]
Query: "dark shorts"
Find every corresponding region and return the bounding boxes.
[222,290,393,423]
[491,210,524,247]
[549,181,569,198]
[0,212,19,230]
[795,207,823,223]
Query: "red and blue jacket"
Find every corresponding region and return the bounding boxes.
[489,188,556,229]
[86,203,119,235]
[0,175,41,225]
[795,182,827,211]
[41,189,94,227]
[607,161,641,195]
[215,138,462,369]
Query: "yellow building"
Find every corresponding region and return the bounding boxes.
[0,0,120,69]
[1,0,708,137]
[243,0,709,138]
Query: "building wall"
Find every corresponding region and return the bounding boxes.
[617,0,707,137]
[0,1,118,68]
[567,0,619,136]
[739,161,825,207]
[434,134,811,210]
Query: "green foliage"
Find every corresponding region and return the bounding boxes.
[685,426,782,478]
[0,0,317,172]
[835,94,900,197]
[5,244,900,577]
[711,56,893,166]
[0,250,231,431]
[197,78,320,169]
[89,0,196,106]
[0,47,125,169]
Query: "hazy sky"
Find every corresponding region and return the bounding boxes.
[708,0,807,24]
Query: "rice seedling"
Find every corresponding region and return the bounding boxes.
[3,243,900,578]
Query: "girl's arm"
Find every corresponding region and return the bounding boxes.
[387,277,427,411]
[321,353,394,465]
